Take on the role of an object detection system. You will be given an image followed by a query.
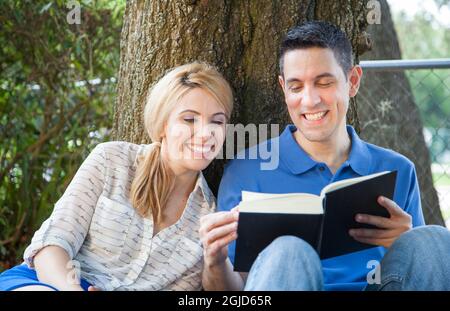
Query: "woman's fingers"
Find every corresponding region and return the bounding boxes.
[199,210,240,266]
[199,210,238,237]
[203,221,238,247]
[207,231,238,257]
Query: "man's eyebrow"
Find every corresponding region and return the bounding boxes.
[286,78,303,84]
[286,73,336,84]
[315,72,336,79]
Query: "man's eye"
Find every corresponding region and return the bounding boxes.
[317,82,333,87]
[290,86,303,92]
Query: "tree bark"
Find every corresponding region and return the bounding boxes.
[358,0,443,225]
[113,0,371,194]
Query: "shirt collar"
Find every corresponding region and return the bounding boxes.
[193,171,216,212]
[345,125,371,176]
[279,125,317,175]
[279,124,371,176]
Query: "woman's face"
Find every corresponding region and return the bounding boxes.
[162,87,227,174]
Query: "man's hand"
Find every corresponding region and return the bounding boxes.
[199,208,239,268]
[349,196,412,248]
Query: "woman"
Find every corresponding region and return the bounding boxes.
[0,62,233,291]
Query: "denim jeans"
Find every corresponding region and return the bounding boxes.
[244,225,450,291]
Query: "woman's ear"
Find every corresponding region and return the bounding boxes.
[348,65,363,98]
[161,122,168,139]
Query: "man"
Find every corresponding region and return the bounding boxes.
[199,21,450,291]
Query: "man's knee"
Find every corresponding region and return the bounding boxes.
[379,225,450,290]
[248,235,323,290]
[390,225,450,259]
[395,225,450,248]
[264,235,320,267]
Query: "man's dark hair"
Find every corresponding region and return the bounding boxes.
[279,20,353,77]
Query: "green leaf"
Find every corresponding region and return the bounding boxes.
[39,2,53,14]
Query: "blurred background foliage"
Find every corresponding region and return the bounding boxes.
[0,0,125,270]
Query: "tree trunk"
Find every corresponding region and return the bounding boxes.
[113,0,371,194]
[358,0,443,225]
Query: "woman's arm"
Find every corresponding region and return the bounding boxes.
[200,210,245,291]
[34,245,84,291]
[21,143,110,291]
[202,258,246,291]
[23,144,107,270]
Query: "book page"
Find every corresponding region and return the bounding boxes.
[239,191,323,214]
[320,171,391,197]
[242,190,313,202]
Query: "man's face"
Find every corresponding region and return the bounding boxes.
[279,47,362,143]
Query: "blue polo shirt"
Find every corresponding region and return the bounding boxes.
[217,124,425,291]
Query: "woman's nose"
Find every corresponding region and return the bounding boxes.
[196,123,215,140]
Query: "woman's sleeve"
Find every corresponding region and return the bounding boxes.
[23,143,107,268]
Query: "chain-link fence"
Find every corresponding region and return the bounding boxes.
[358,59,450,227]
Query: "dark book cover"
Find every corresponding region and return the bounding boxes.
[234,171,397,272]
[319,170,397,259]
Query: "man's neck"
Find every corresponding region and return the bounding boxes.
[294,126,351,174]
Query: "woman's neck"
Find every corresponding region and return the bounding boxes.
[160,141,199,196]
[173,170,199,196]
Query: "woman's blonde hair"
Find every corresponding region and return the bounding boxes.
[130,62,233,221]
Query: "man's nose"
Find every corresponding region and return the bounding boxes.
[301,85,321,108]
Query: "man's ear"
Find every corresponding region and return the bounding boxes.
[348,65,363,97]
[278,75,286,94]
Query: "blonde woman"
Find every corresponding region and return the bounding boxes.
[0,62,233,291]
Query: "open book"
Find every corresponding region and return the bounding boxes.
[234,171,397,272]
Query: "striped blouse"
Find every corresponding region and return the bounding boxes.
[23,141,216,291]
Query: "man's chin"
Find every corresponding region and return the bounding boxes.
[296,128,332,143]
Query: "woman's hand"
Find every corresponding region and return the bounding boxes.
[199,207,239,269]
[349,196,412,248]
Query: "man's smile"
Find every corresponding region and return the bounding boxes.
[301,110,329,123]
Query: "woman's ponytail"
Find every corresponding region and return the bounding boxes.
[130,142,174,222]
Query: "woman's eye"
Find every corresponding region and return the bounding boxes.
[183,118,195,123]
[290,86,302,92]
[212,120,224,125]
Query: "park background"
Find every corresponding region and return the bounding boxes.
[0,0,449,271]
